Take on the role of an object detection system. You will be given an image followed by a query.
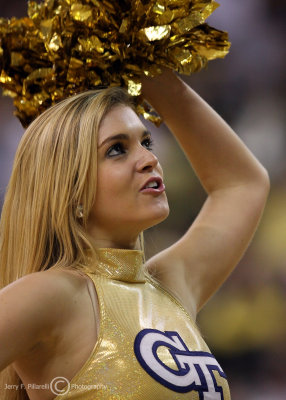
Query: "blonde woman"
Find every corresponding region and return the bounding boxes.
[0,70,269,400]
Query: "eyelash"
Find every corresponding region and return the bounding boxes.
[106,138,154,158]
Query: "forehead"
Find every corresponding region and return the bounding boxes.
[98,105,146,142]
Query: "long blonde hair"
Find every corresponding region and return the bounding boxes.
[0,87,134,399]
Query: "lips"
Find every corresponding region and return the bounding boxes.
[140,176,165,194]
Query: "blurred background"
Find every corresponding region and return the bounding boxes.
[0,0,285,398]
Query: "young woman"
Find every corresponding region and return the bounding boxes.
[0,69,269,400]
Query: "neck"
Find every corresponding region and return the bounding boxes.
[87,224,140,250]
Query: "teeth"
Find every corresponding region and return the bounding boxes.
[146,181,158,189]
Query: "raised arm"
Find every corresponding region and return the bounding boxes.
[142,70,270,317]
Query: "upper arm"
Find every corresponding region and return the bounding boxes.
[146,178,270,317]
[0,270,76,371]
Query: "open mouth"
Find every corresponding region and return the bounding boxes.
[144,181,160,189]
[140,177,165,193]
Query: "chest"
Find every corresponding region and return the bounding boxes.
[52,275,230,400]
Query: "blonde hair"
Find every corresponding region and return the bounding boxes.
[0,87,135,400]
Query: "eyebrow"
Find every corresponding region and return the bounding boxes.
[98,130,151,148]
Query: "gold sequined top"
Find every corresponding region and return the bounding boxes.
[54,248,231,400]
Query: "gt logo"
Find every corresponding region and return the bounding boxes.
[134,329,227,399]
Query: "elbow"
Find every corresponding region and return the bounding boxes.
[249,166,270,213]
[235,165,270,213]
[256,165,271,198]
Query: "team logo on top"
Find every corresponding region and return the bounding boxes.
[134,329,226,399]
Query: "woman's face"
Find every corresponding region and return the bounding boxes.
[88,105,169,247]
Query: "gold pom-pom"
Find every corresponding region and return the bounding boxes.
[0,0,230,127]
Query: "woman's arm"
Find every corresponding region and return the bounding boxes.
[0,271,74,372]
[142,70,270,317]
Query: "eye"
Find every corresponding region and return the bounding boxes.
[142,137,154,151]
[106,142,126,157]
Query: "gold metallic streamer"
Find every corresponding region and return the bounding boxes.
[0,0,230,127]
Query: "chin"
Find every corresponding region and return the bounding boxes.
[142,204,170,230]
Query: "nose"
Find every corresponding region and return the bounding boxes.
[136,146,159,172]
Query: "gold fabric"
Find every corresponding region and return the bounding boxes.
[55,248,231,399]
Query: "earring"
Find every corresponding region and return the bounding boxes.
[76,205,84,218]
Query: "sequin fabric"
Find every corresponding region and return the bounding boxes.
[54,248,231,400]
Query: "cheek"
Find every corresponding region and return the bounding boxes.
[96,164,131,201]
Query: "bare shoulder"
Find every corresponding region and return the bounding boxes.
[1,266,87,320]
[0,266,88,371]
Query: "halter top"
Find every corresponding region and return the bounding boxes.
[54,248,231,400]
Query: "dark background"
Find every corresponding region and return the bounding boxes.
[1,1,286,398]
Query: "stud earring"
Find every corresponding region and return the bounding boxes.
[76,205,84,218]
